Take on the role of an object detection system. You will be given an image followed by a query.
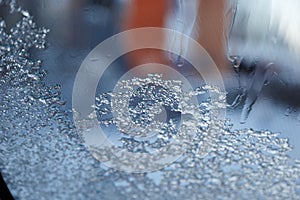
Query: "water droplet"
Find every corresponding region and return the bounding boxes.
[176,56,184,67]
[21,10,30,18]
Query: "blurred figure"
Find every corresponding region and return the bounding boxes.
[120,0,300,123]
[228,0,300,122]
[121,0,230,70]
[121,0,171,67]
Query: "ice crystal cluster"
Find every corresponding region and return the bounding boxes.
[0,1,300,199]
[89,75,225,172]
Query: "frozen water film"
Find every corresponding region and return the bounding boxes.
[1,1,300,200]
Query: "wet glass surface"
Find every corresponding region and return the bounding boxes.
[1,0,300,199]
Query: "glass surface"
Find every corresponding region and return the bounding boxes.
[1,0,300,199]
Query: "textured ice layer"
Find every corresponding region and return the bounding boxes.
[1,1,300,199]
